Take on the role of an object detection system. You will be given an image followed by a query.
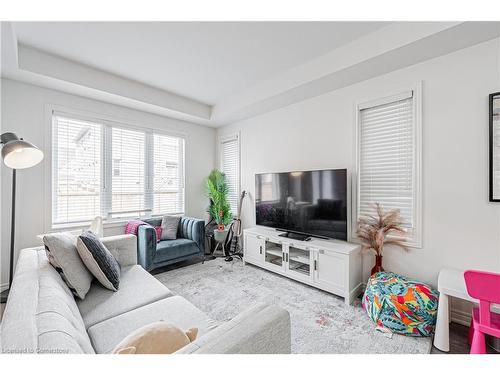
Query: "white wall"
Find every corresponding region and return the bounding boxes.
[218,39,500,321]
[0,78,216,288]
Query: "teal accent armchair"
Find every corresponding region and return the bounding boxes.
[137,217,205,272]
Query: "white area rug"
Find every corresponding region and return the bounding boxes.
[154,258,432,354]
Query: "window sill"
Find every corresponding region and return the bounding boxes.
[50,214,185,234]
[50,220,128,234]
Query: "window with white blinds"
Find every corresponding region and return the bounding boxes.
[52,115,102,225]
[220,134,240,216]
[357,89,421,246]
[108,127,146,219]
[52,112,185,227]
[152,133,184,216]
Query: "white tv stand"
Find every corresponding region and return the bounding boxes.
[243,226,363,305]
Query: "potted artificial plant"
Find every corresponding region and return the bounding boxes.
[206,169,232,242]
[356,203,408,275]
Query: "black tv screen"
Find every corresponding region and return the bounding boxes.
[255,169,347,240]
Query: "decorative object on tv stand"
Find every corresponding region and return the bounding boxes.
[489,92,500,201]
[356,203,407,275]
[0,132,44,303]
[206,169,233,261]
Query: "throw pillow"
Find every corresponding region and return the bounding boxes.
[154,226,162,243]
[160,216,181,240]
[112,322,198,354]
[77,231,121,291]
[43,232,94,299]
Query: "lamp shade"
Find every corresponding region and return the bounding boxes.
[1,132,44,169]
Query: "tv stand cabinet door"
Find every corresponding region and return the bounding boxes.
[314,250,347,298]
[244,233,265,265]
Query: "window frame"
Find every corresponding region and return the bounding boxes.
[352,83,422,248]
[46,105,186,231]
[218,132,241,217]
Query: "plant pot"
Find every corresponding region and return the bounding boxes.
[214,229,229,243]
[371,255,384,275]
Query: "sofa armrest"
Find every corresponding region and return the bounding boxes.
[137,225,157,270]
[176,303,291,354]
[178,217,205,254]
[101,234,137,268]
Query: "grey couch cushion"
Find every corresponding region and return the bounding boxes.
[87,296,219,353]
[101,234,138,268]
[77,265,173,328]
[36,274,96,354]
[43,232,94,299]
[155,238,199,263]
[177,303,291,354]
[1,248,94,354]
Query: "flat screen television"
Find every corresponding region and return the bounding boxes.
[255,169,347,240]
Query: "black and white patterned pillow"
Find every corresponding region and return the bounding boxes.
[77,231,121,291]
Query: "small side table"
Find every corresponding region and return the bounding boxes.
[434,268,500,352]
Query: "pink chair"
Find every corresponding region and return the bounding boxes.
[464,270,500,354]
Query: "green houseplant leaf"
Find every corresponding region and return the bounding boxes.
[206,169,232,226]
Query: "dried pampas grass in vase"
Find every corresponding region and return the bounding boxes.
[356,203,408,275]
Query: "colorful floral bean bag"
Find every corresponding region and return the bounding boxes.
[362,271,439,337]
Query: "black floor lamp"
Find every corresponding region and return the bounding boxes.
[0,132,44,304]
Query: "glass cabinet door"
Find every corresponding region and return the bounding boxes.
[287,245,311,279]
[264,240,284,269]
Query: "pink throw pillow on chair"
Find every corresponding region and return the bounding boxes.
[154,226,162,243]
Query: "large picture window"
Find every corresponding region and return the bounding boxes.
[356,88,422,247]
[52,112,185,227]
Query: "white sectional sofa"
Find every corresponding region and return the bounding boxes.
[0,234,291,354]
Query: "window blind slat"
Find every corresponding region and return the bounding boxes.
[358,95,415,229]
[107,127,146,219]
[153,133,185,216]
[52,115,102,225]
[220,136,240,216]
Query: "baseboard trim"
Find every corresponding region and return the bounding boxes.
[350,282,365,303]
[451,308,471,327]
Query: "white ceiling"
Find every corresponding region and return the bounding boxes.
[3,22,499,126]
[11,22,389,104]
